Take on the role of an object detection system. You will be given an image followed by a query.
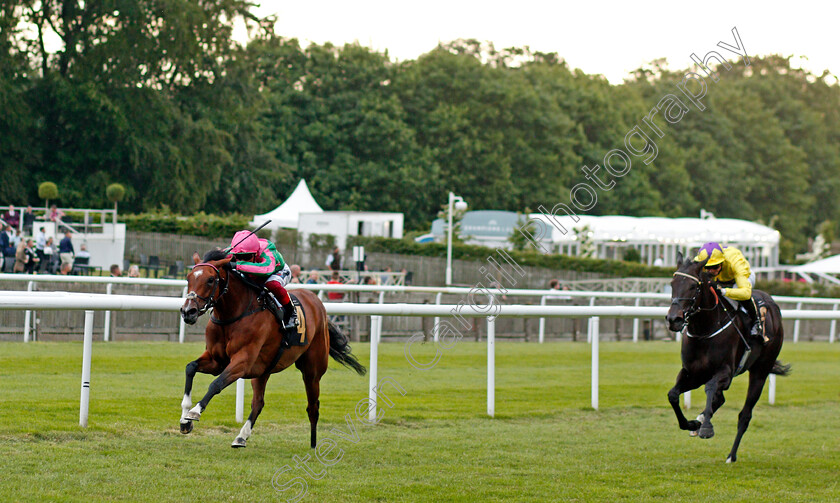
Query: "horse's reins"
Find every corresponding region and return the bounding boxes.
[210,270,267,326]
[672,270,754,372]
[672,271,732,339]
[186,262,229,315]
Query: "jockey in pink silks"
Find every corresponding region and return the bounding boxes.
[227,231,298,330]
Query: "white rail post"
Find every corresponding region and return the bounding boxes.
[830,303,838,344]
[632,298,640,343]
[768,374,776,405]
[433,292,443,342]
[178,286,188,343]
[104,283,113,342]
[368,315,381,422]
[235,379,245,423]
[487,317,495,418]
[793,302,802,343]
[684,390,691,409]
[538,296,546,344]
[23,281,34,342]
[591,316,599,410]
[587,297,596,343]
[80,310,94,427]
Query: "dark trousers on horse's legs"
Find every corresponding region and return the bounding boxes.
[265,279,298,329]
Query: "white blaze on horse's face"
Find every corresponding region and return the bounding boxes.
[193,270,204,279]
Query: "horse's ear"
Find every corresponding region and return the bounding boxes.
[676,251,683,267]
[216,257,232,268]
[193,252,201,265]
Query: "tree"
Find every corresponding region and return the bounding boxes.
[106,183,126,223]
[38,181,58,209]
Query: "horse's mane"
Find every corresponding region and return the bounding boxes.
[202,248,229,263]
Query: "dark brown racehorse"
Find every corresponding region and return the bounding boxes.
[665,252,790,462]
[178,249,366,448]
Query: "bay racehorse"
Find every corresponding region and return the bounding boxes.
[665,252,790,462]
[179,249,366,448]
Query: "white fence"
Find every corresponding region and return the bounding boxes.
[3,290,839,428]
[2,273,838,343]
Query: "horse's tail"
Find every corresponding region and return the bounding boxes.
[770,360,792,376]
[328,320,367,376]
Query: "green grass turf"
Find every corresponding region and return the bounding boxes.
[0,341,838,502]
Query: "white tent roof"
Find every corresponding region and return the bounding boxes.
[529,215,780,245]
[790,254,840,274]
[249,179,324,230]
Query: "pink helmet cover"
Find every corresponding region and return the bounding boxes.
[230,231,261,255]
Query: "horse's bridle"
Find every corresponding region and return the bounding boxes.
[671,271,719,324]
[185,262,229,315]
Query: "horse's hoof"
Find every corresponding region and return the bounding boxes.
[689,429,699,437]
[726,456,735,463]
[184,410,201,421]
[231,437,247,448]
[180,421,194,434]
[698,426,715,439]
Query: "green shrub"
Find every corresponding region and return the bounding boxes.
[106,183,126,203]
[120,210,253,238]
[756,280,840,298]
[347,236,673,278]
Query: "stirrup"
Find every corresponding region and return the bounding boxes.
[283,314,299,330]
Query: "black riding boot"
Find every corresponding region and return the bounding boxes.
[743,298,767,345]
[281,301,298,331]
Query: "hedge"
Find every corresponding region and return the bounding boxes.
[347,236,673,278]
[755,280,840,298]
[119,211,265,238]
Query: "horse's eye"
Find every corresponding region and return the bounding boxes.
[208,278,216,284]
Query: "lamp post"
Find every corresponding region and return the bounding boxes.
[445,192,468,286]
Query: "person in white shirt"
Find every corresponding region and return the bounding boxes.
[76,244,91,259]
[35,227,47,265]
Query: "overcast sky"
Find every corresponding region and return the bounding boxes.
[242,0,839,85]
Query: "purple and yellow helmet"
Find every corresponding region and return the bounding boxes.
[694,242,725,267]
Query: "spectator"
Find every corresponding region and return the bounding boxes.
[59,262,72,275]
[13,239,27,273]
[76,243,91,260]
[49,205,65,222]
[547,278,572,300]
[305,271,319,284]
[326,271,344,301]
[109,264,122,277]
[2,205,19,228]
[43,237,56,273]
[35,227,47,265]
[127,265,141,278]
[58,231,75,269]
[400,267,411,285]
[10,228,22,249]
[380,266,393,285]
[0,225,12,257]
[325,246,341,271]
[289,264,302,284]
[653,255,665,267]
[23,239,39,274]
[22,206,35,233]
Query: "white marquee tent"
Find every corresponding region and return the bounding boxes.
[249,179,324,231]
[527,215,780,268]
[791,254,840,274]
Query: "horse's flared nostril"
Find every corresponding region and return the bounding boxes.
[181,306,198,324]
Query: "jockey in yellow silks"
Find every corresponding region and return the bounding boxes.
[694,242,768,344]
